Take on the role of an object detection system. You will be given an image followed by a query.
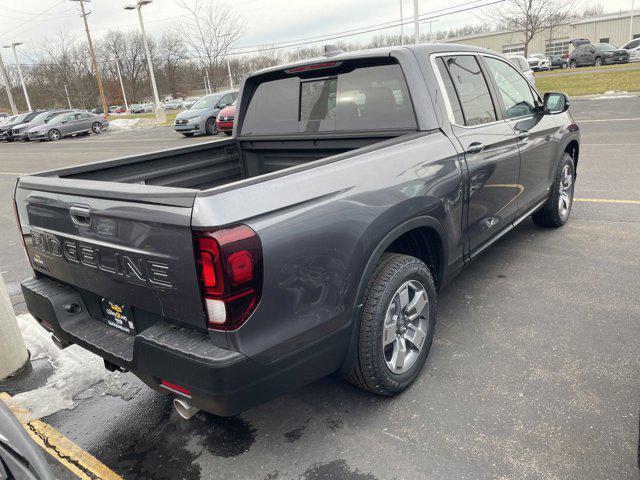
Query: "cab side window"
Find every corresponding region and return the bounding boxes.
[484,57,537,119]
[439,55,497,126]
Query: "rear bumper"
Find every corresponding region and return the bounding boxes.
[21,275,346,416]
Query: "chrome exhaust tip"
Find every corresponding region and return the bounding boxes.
[173,397,200,420]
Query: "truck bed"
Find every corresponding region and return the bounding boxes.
[34,134,404,192]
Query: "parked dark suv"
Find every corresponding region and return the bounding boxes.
[569,42,630,67]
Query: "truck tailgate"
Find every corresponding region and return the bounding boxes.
[14,181,206,332]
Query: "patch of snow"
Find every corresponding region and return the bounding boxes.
[592,90,637,100]
[8,314,138,421]
[109,118,157,131]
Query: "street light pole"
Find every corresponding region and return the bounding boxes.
[64,84,72,109]
[226,57,234,89]
[71,0,109,117]
[115,58,129,111]
[3,43,31,111]
[125,0,165,123]
[413,0,420,44]
[0,51,17,115]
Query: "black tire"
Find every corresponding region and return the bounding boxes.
[224,131,232,136]
[91,122,102,134]
[48,129,61,141]
[182,133,194,137]
[561,62,568,70]
[205,117,217,135]
[532,152,575,228]
[594,57,602,67]
[347,253,436,396]
[570,60,577,68]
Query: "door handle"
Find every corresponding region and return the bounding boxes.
[516,130,529,141]
[467,142,485,154]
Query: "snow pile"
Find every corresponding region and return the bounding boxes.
[592,90,637,100]
[8,314,138,421]
[109,118,157,131]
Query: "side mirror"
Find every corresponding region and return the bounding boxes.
[543,92,569,114]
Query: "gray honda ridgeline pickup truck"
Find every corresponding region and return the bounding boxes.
[15,44,580,417]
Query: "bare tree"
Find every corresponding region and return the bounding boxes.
[158,32,187,98]
[483,0,577,56]
[175,0,244,90]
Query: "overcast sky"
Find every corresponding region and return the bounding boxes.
[0,0,634,63]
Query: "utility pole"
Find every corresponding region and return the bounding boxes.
[0,273,28,380]
[0,51,17,115]
[226,57,234,89]
[64,84,72,109]
[631,0,636,43]
[205,70,212,94]
[125,0,166,123]
[400,0,404,44]
[413,0,420,44]
[3,43,31,111]
[71,0,109,117]
[115,58,129,111]
[427,19,439,42]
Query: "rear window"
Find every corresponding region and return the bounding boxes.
[241,62,416,135]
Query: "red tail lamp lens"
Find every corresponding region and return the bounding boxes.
[193,225,263,331]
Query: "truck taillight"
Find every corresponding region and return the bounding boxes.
[13,198,31,267]
[193,225,263,331]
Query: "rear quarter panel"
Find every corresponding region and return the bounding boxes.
[192,132,465,364]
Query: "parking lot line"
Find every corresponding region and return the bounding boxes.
[0,392,122,480]
[574,198,640,205]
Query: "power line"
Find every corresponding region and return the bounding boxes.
[230,0,498,53]
[225,0,504,56]
[0,0,70,40]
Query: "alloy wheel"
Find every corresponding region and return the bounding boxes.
[558,164,574,219]
[382,280,429,375]
[92,123,102,133]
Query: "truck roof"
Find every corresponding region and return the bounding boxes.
[250,43,498,76]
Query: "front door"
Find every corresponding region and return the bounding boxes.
[481,55,561,213]
[434,54,521,255]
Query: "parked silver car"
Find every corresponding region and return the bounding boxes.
[505,54,536,85]
[173,90,238,136]
[12,109,75,141]
[26,111,109,141]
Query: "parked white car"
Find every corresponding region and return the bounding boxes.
[527,54,550,71]
[505,54,536,85]
[621,38,640,62]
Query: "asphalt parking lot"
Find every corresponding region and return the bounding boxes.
[1,97,639,479]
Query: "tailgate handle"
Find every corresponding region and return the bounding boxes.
[69,205,91,226]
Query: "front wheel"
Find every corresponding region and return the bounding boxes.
[570,60,577,68]
[532,152,575,228]
[347,253,436,396]
[48,129,61,141]
[205,117,217,135]
[594,57,602,67]
[182,133,194,137]
[561,62,568,69]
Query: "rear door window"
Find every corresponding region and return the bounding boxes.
[439,55,497,126]
[241,62,416,135]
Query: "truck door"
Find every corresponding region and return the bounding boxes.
[481,55,561,214]
[434,54,521,256]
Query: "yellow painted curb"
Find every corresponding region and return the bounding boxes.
[0,393,122,480]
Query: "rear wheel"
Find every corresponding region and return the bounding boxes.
[205,117,217,135]
[561,62,568,69]
[347,253,436,396]
[48,129,61,141]
[91,122,102,134]
[532,152,575,228]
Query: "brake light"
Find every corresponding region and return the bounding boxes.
[13,198,31,267]
[285,61,339,73]
[193,225,263,331]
